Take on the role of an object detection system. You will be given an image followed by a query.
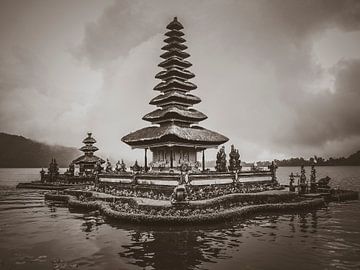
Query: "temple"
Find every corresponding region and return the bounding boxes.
[72,132,105,175]
[122,17,228,171]
[28,16,358,228]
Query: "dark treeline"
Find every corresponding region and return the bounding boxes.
[1,131,359,168]
[257,151,360,167]
[0,132,80,168]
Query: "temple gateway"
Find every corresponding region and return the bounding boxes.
[121,17,228,172]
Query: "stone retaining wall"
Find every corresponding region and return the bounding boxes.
[100,198,325,225]
[44,192,325,225]
[330,190,359,202]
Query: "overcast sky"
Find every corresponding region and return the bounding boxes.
[1,0,360,163]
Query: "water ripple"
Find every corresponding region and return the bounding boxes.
[0,169,360,270]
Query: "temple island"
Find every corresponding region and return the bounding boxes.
[22,17,357,224]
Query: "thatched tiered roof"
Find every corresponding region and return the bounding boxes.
[158,57,192,69]
[79,145,99,153]
[150,91,201,107]
[122,17,228,149]
[155,68,194,80]
[73,133,105,165]
[82,133,96,144]
[122,124,228,148]
[142,106,207,124]
[73,155,104,165]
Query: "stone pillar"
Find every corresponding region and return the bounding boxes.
[40,168,45,183]
[144,148,148,172]
[170,149,173,168]
[202,150,205,172]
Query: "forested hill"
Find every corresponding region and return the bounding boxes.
[256,151,360,167]
[0,132,80,168]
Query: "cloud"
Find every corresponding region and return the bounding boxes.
[276,59,360,148]
[1,0,360,162]
[0,0,106,146]
[79,0,360,159]
[76,0,168,68]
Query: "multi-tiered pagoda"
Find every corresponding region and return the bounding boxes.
[73,132,105,174]
[122,17,228,171]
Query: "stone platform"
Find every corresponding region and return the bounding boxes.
[44,190,325,225]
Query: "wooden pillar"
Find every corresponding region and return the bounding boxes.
[202,149,205,172]
[144,148,148,172]
[170,149,173,168]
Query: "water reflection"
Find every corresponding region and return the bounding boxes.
[0,185,359,270]
[116,227,229,270]
[111,210,327,270]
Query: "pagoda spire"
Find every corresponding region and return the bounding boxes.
[122,17,228,154]
[143,17,205,126]
[80,132,99,157]
[72,132,105,173]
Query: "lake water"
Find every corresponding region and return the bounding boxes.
[0,167,359,270]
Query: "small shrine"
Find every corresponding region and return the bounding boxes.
[42,158,59,182]
[122,17,228,172]
[72,133,105,175]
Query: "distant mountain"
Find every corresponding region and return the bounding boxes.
[346,151,360,165]
[259,151,360,167]
[0,132,80,168]
[208,150,360,168]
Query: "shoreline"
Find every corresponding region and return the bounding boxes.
[2,165,360,169]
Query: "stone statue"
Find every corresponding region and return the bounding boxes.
[179,171,190,185]
[299,165,307,194]
[115,160,121,172]
[234,170,239,183]
[192,161,201,173]
[94,160,103,174]
[115,159,127,173]
[228,145,242,172]
[40,168,45,182]
[235,149,241,171]
[317,176,331,190]
[215,146,227,172]
[105,159,113,173]
[120,159,127,172]
[251,162,259,172]
[68,162,75,176]
[300,165,306,183]
[184,172,190,184]
[180,163,190,173]
[132,174,138,185]
[310,165,317,192]
[172,184,187,204]
[228,145,236,171]
[289,172,295,192]
[131,160,142,173]
[268,161,278,182]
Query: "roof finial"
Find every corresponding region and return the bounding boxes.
[174,17,178,21]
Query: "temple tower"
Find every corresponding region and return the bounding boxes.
[122,17,228,171]
[73,132,105,174]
